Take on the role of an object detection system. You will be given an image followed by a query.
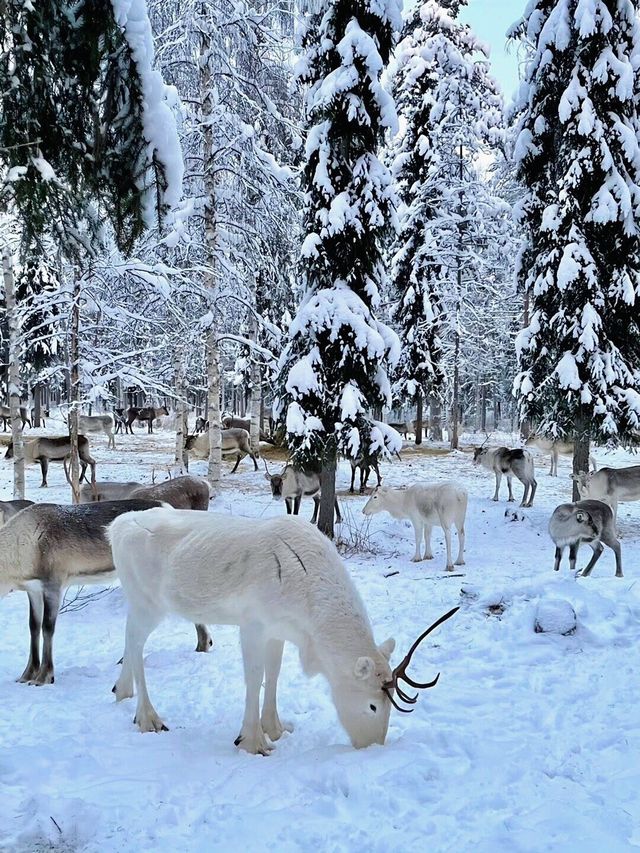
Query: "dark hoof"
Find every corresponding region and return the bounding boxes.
[117,657,123,665]
[112,684,116,693]
[234,735,243,746]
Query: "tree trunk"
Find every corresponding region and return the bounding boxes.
[429,397,443,441]
[33,383,42,428]
[481,381,487,432]
[206,329,222,487]
[572,410,591,502]
[249,315,261,454]
[451,305,461,450]
[68,274,82,504]
[200,14,222,488]
[414,392,423,445]
[3,248,25,499]
[174,348,189,470]
[318,451,337,539]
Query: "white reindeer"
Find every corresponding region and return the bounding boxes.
[79,414,116,450]
[362,483,467,570]
[108,508,458,752]
[525,435,597,477]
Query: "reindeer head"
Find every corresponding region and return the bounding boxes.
[472,446,486,464]
[331,607,459,748]
[361,486,390,516]
[570,471,591,497]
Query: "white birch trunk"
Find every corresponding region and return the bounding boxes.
[174,347,188,470]
[249,313,261,454]
[3,248,25,499]
[68,274,81,504]
[206,328,221,486]
[201,10,222,488]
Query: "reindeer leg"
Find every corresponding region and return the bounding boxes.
[527,477,537,507]
[251,453,259,472]
[569,543,579,574]
[40,457,48,488]
[310,495,319,524]
[423,524,434,560]
[442,523,454,571]
[230,453,241,474]
[507,475,515,503]
[553,546,563,572]
[261,639,294,742]
[455,520,465,566]
[117,608,167,731]
[411,521,423,561]
[349,465,356,494]
[334,496,342,524]
[17,587,44,683]
[30,582,61,685]
[235,623,273,755]
[579,541,603,578]
[493,471,501,501]
[195,623,213,652]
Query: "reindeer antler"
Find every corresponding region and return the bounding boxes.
[263,458,271,476]
[383,606,460,713]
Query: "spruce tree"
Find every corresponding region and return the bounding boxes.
[0,0,182,256]
[388,1,502,447]
[511,0,640,490]
[276,0,402,536]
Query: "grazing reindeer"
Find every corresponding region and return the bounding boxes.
[185,428,259,473]
[79,474,210,512]
[125,405,169,434]
[264,463,342,523]
[0,500,213,685]
[362,483,467,571]
[473,446,537,507]
[572,466,640,524]
[79,481,144,503]
[548,499,622,578]
[5,435,96,487]
[222,414,274,443]
[1,405,31,431]
[108,508,459,750]
[387,421,413,439]
[78,414,116,450]
[525,435,597,477]
[0,499,34,526]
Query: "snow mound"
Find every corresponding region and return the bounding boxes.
[534,598,577,636]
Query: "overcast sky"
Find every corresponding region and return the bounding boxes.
[460,0,524,100]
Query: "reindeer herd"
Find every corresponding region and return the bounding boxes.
[1,412,638,754]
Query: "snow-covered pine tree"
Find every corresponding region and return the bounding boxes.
[387,3,446,445]
[0,0,183,255]
[388,1,503,448]
[276,0,402,536]
[510,0,640,490]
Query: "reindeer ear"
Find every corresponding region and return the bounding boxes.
[354,656,375,680]
[378,638,395,660]
[263,473,271,481]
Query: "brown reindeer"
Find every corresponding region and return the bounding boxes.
[125,405,169,435]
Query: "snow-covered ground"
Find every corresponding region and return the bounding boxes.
[1,418,639,852]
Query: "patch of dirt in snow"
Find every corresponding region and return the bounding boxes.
[1,421,640,851]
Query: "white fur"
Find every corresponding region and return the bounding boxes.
[107,509,396,752]
[79,415,116,450]
[525,436,597,477]
[362,482,467,570]
[573,466,640,522]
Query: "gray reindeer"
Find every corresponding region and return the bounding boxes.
[548,499,622,578]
